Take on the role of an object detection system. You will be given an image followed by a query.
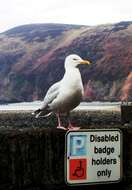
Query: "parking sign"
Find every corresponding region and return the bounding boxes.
[65,129,123,185]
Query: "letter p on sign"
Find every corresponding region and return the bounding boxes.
[70,135,86,156]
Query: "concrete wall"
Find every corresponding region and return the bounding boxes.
[0,124,132,190]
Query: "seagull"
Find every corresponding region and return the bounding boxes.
[33,54,91,130]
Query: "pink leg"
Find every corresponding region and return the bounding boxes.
[67,116,80,131]
[56,113,67,130]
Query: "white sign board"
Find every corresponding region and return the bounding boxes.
[65,129,123,185]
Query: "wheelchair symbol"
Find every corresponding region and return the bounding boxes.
[72,160,84,178]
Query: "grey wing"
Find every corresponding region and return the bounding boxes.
[40,81,60,110]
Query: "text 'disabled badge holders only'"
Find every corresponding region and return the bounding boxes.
[65,129,123,186]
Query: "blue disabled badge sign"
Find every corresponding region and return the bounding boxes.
[65,129,123,185]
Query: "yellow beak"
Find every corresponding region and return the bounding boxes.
[80,59,91,65]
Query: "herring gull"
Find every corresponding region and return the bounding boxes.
[33,54,91,130]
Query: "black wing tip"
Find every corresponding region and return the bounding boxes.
[32,109,41,115]
[32,109,52,118]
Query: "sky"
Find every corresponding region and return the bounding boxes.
[0,0,132,32]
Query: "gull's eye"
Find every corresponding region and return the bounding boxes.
[73,58,78,61]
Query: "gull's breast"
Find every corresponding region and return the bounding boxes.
[49,68,84,113]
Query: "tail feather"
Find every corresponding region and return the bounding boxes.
[32,109,52,118]
[32,109,41,115]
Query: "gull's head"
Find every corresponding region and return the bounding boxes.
[64,54,91,69]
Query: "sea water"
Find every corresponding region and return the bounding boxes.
[0,101,121,111]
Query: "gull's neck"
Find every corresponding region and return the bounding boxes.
[63,66,83,94]
[65,63,79,70]
[64,66,81,81]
